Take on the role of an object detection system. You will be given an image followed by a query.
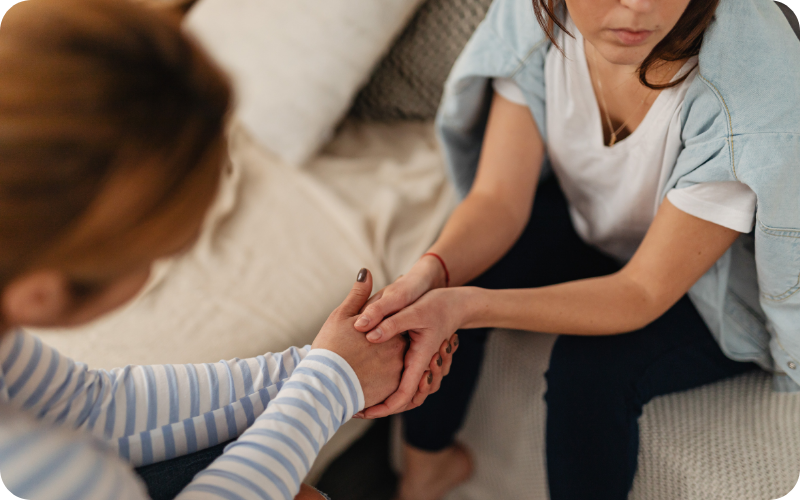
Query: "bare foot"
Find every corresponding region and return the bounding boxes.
[394,442,473,500]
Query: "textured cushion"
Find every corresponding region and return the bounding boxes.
[184,0,425,165]
[350,0,494,121]
[428,329,800,500]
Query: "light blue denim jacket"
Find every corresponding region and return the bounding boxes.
[436,0,800,390]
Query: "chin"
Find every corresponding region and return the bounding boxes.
[595,43,652,68]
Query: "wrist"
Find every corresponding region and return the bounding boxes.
[418,253,449,290]
[406,256,445,292]
[456,286,491,330]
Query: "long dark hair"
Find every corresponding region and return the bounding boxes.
[532,0,719,89]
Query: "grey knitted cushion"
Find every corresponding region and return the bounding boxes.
[350,0,494,121]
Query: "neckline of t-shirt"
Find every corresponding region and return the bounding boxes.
[569,22,697,152]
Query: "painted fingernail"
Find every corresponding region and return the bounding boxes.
[446,343,452,354]
[427,373,433,384]
[357,268,368,283]
[367,328,382,341]
[355,316,369,328]
[454,337,459,347]
[436,356,442,367]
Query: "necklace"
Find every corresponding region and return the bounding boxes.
[588,45,654,147]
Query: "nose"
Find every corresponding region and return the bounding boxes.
[619,0,655,14]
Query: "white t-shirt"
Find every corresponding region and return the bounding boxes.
[493,21,756,262]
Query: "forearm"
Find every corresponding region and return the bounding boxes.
[109,345,312,466]
[415,93,543,288]
[0,330,312,461]
[176,349,364,500]
[426,191,530,287]
[461,272,667,335]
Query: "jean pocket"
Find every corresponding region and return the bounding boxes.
[756,220,800,302]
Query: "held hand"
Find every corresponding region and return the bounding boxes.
[362,288,467,418]
[354,333,459,419]
[312,269,408,409]
[353,255,447,335]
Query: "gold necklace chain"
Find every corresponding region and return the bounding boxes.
[588,45,654,147]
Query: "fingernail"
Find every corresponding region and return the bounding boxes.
[427,373,433,384]
[367,328,382,341]
[357,268,368,283]
[436,356,442,367]
[355,316,369,328]
[454,337,459,347]
[446,344,452,354]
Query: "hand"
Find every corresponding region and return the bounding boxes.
[354,332,460,419]
[312,269,408,408]
[362,287,468,418]
[354,254,447,334]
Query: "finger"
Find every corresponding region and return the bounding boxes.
[358,289,385,315]
[365,308,416,343]
[411,390,428,408]
[411,371,433,407]
[440,338,454,377]
[356,286,410,333]
[428,350,443,392]
[427,356,443,394]
[338,268,373,317]
[362,401,392,419]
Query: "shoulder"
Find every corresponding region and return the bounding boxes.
[482,0,550,63]
[696,0,800,136]
[448,0,551,83]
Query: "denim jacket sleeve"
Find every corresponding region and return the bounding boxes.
[435,0,550,199]
[664,0,800,390]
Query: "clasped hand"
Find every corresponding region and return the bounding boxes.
[352,259,467,418]
[312,269,459,413]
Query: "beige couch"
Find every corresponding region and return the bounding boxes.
[38,0,800,498]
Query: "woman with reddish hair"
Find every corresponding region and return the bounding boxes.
[0,0,456,498]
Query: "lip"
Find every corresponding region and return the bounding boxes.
[610,29,654,45]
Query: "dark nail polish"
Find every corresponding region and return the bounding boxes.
[446,344,452,354]
[454,338,459,347]
[427,373,433,384]
[436,356,443,367]
[357,268,368,283]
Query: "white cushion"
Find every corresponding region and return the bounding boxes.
[184,0,425,166]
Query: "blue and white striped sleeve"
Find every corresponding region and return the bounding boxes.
[177,349,364,500]
[0,330,313,466]
[0,407,151,500]
[0,347,363,500]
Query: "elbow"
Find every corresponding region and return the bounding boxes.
[612,271,677,333]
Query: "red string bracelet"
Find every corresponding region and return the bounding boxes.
[422,252,450,288]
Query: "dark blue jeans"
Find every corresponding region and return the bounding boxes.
[403,176,756,499]
[135,441,230,500]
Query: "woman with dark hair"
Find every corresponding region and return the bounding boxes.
[350,0,800,499]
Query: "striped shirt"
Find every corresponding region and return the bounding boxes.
[0,329,364,499]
